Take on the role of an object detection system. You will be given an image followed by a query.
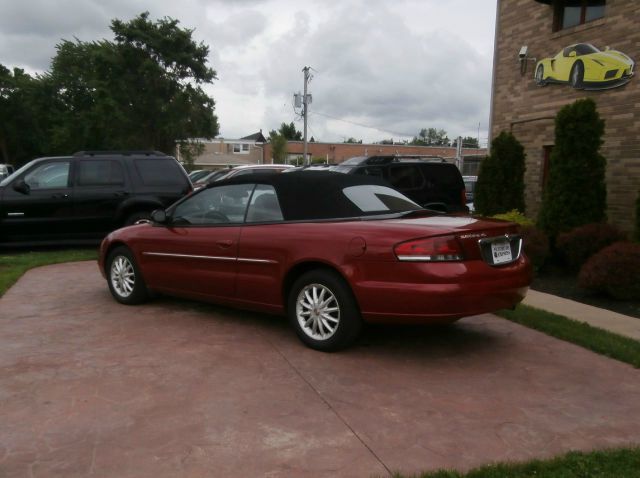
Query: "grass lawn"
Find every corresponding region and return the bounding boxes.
[0,248,98,296]
[394,447,640,478]
[499,304,640,368]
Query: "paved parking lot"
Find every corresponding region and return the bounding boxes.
[2,261,640,477]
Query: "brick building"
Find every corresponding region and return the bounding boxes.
[186,135,486,175]
[490,0,639,232]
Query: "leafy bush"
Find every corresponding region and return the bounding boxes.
[521,225,549,270]
[538,98,607,238]
[579,242,640,300]
[492,209,534,227]
[474,131,526,216]
[556,222,627,270]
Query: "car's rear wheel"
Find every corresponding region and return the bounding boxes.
[106,246,148,305]
[535,64,546,86]
[570,62,584,88]
[288,269,362,351]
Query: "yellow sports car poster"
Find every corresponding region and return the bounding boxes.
[535,43,634,90]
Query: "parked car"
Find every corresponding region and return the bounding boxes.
[188,169,210,182]
[463,175,478,212]
[99,171,532,351]
[330,156,468,213]
[0,164,14,180]
[0,151,192,246]
[535,43,635,89]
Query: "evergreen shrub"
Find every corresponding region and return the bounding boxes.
[538,98,606,237]
[474,132,526,216]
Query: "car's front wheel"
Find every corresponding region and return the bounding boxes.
[288,269,363,351]
[570,62,584,88]
[106,246,148,305]
[535,64,546,86]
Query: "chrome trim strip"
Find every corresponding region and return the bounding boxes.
[237,258,277,264]
[142,252,277,264]
[143,252,235,261]
[7,212,25,217]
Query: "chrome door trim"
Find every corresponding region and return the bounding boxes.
[142,252,277,264]
[7,212,25,217]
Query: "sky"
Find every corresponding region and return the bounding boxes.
[0,0,497,146]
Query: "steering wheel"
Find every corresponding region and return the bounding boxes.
[204,210,230,223]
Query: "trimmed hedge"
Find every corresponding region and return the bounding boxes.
[556,222,626,270]
[579,241,640,300]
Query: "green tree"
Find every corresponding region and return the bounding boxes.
[276,122,302,140]
[474,131,526,216]
[343,137,362,144]
[46,12,219,155]
[178,140,205,172]
[269,130,288,164]
[538,98,606,237]
[410,127,449,146]
[0,66,52,166]
[452,136,480,148]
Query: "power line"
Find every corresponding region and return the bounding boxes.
[310,111,415,138]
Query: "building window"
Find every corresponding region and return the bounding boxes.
[554,0,605,32]
[231,143,250,154]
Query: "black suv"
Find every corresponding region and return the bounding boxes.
[0,151,192,246]
[331,156,468,213]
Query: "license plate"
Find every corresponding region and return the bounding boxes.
[491,241,512,264]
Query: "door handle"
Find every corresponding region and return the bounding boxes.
[216,240,233,248]
[51,193,69,199]
[114,191,129,197]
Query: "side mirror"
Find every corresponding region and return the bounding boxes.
[151,209,168,224]
[13,179,30,195]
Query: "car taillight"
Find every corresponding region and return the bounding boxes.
[394,235,463,262]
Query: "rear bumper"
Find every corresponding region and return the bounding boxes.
[353,256,532,324]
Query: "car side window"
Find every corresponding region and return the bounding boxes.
[77,160,125,186]
[245,185,283,222]
[172,183,254,225]
[387,165,425,190]
[24,161,71,190]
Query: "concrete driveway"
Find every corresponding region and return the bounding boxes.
[1,261,640,477]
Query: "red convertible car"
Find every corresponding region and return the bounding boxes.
[99,171,531,351]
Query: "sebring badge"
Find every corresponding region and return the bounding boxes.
[459,232,488,240]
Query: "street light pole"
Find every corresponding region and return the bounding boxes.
[302,66,310,166]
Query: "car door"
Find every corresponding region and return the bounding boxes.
[0,159,74,243]
[73,158,130,237]
[138,183,255,300]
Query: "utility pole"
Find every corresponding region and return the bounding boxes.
[302,66,310,166]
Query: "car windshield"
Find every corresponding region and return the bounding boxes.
[576,44,599,55]
[0,160,39,187]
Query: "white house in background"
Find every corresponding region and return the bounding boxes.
[178,131,267,170]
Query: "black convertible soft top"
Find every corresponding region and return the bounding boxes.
[212,170,412,221]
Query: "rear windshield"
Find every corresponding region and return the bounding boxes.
[342,185,420,214]
[134,158,188,186]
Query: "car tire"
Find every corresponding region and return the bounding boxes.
[288,269,363,351]
[570,62,584,89]
[106,246,149,305]
[124,211,152,226]
[535,64,546,86]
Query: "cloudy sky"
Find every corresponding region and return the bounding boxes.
[0,0,497,145]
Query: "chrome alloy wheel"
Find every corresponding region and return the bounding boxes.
[295,283,340,340]
[110,255,135,298]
